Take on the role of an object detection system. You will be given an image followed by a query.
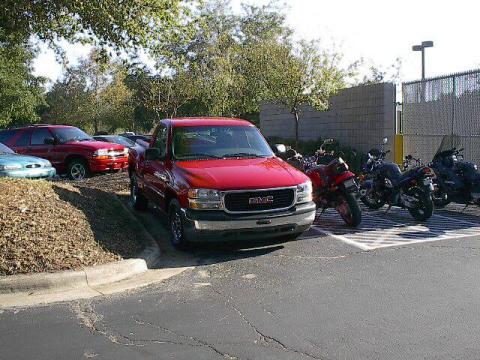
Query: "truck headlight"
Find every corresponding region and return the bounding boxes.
[296,181,313,204]
[0,164,22,171]
[93,149,110,159]
[188,189,223,210]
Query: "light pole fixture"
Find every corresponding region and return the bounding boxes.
[412,41,434,80]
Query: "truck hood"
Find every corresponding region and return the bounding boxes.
[62,140,125,150]
[174,157,309,190]
[0,153,51,167]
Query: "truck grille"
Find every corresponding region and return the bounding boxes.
[224,188,295,213]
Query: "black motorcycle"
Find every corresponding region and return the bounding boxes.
[430,147,480,208]
[359,142,435,221]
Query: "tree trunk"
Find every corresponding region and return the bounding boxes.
[293,110,299,150]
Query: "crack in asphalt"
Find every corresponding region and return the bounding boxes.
[210,287,326,360]
[72,301,240,358]
[132,318,239,359]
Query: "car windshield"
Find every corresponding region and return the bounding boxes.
[0,142,15,154]
[172,125,274,160]
[52,127,92,143]
[98,136,135,147]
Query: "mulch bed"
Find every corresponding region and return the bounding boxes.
[0,174,143,276]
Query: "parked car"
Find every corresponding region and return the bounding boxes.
[93,135,136,148]
[0,125,129,180]
[120,134,152,143]
[0,142,56,179]
[129,117,316,248]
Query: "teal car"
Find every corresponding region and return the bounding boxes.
[0,142,56,179]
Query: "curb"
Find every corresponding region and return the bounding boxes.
[113,193,161,268]
[0,193,161,297]
[0,259,147,295]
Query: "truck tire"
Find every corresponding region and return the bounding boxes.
[67,158,89,180]
[130,175,148,211]
[169,199,189,250]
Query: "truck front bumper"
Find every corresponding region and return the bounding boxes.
[89,157,129,173]
[181,202,316,242]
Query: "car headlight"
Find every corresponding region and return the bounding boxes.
[188,189,223,210]
[296,180,313,204]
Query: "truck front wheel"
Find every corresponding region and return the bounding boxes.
[169,199,189,250]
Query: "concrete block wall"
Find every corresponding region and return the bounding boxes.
[260,83,396,155]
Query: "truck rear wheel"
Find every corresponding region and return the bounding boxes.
[130,176,148,211]
[169,199,189,250]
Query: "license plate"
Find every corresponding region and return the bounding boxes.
[344,178,356,189]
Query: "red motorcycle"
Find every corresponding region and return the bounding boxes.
[275,139,362,227]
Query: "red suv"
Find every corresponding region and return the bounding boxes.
[0,125,129,180]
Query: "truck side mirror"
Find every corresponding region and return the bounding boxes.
[145,148,165,161]
[273,144,287,155]
[44,137,56,145]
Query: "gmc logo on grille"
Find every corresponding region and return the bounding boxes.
[248,196,274,205]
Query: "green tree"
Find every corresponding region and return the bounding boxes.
[258,40,356,148]
[0,41,46,128]
[0,0,190,51]
[43,50,134,134]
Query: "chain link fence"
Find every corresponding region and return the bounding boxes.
[402,69,480,163]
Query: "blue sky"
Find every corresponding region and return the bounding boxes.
[33,0,480,84]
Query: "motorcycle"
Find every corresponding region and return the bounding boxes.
[274,139,362,227]
[429,137,480,208]
[359,138,435,221]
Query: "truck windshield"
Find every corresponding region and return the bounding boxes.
[172,125,274,160]
[52,128,92,143]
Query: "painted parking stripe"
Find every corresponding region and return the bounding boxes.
[312,205,480,250]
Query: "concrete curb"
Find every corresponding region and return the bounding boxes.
[0,192,162,298]
[0,259,147,295]
[113,193,161,268]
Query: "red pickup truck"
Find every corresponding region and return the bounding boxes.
[129,117,316,248]
[0,125,129,180]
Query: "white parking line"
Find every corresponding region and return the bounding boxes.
[312,206,480,250]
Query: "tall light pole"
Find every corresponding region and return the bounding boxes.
[412,41,434,80]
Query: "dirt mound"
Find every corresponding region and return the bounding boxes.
[0,177,143,275]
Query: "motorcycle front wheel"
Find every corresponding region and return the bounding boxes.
[407,187,434,221]
[360,186,385,209]
[336,192,362,227]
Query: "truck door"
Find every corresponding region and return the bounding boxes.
[143,124,169,210]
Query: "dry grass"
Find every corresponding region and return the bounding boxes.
[0,174,143,275]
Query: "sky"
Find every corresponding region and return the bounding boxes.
[33,0,480,84]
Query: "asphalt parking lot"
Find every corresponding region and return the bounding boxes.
[2,200,480,359]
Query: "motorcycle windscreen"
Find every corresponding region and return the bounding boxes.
[435,134,462,156]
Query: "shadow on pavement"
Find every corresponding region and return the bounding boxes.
[116,194,291,269]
